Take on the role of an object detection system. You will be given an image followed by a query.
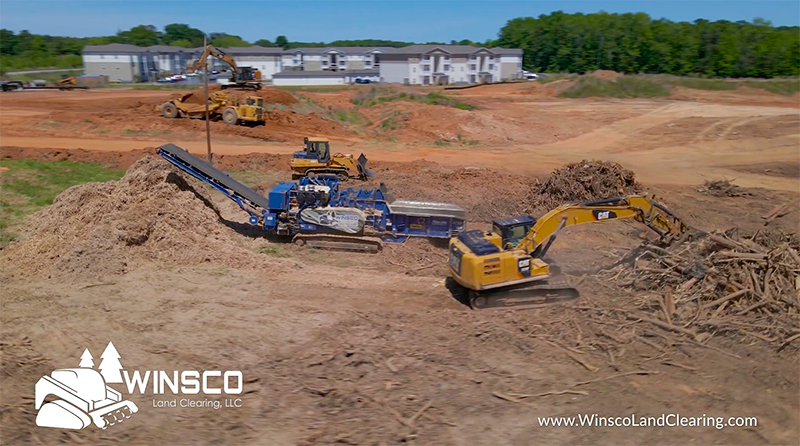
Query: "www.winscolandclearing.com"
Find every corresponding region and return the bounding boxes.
[538,414,757,430]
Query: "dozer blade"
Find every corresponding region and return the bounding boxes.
[357,153,374,179]
[467,279,579,311]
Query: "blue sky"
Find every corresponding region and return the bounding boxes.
[2,1,798,43]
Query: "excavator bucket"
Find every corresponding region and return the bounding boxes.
[357,153,374,180]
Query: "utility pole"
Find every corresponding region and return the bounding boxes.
[203,35,212,163]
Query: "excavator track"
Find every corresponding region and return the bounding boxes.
[449,276,579,310]
[292,234,383,253]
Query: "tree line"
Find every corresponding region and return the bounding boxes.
[496,12,800,78]
[2,14,798,77]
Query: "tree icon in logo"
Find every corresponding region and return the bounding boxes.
[79,349,94,368]
[98,342,124,384]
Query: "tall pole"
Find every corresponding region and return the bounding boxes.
[203,35,212,163]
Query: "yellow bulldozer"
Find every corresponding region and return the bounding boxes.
[290,137,372,181]
[160,91,266,125]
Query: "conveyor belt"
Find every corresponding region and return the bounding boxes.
[157,143,272,210]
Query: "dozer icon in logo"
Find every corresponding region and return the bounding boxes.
[35,342,138,430]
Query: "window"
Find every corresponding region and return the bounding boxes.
[413,67,416,72]
[444,64,450,71]
[100,55,105,59]
[322,60,328,66]
[488,56,494,61]
[469,55,476,61]
[423,65,430,72]
[365,60,372,66]
[461,67,464,71]
[488,64,495,70]
[469,64,477,71]
[444,56,450,61]
[423,55,431,61]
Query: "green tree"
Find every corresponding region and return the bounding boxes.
[275,35,289,48]
[116,25,161,46]
[254,39,273,47]
[164,23,205,47]
[209,33,250,47]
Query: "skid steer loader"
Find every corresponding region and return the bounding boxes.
[35,368,138,429]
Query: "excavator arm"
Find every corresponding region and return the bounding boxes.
[187,45,239,77]
[517,195,690,257]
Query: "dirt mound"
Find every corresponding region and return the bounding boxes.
[365,161,534,222]
[599,229,800,347]
[533,160,641,209]
[588,70,620,80]
[698,179,751,197]
[174,87,298,107]
[1,156,286,280]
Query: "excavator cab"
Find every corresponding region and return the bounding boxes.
[492,216,536,249]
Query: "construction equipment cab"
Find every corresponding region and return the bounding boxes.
[290,137,372,181]
[449,195,694,310]
[187,45,262,91]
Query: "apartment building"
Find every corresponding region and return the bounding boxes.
[83,44,523,85]
[379,45,523,85]
[280,47,385,72]
[82,44,283,82]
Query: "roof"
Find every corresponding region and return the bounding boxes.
[383,45,492,55]
[81,44,281,55]
[285,47,389,54]
[82,43,143,54]
[491,47,524,55]
[225,45,284,55]
[272,69,379,78]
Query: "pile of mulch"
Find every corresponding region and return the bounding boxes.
[698,179,751,197]
[532,160,641,210]
[1,156,288,280]
[598,229,800,348]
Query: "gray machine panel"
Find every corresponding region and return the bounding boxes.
[388,200,467,219]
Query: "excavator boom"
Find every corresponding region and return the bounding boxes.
[448,195,696,310]
[187,45,261,90]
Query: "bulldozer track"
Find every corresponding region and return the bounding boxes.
[292,233,383,253]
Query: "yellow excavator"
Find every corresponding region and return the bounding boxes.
[448,195,694,310]
[187,45,262,91]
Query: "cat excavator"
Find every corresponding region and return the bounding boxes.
[448,195,695,310]
[188,45,262,91]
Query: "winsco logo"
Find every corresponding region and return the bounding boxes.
[34,342,243,430]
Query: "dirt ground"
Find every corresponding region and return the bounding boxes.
[1,83,799,445]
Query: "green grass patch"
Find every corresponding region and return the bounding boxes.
[434,139,452,147]
[351,87,477,110]
[559,76,670,98]
[0,159,124,246]
[258,245,290,257]
[742,80,800,95]
[666,77,739,91]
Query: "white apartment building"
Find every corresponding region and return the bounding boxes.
[83,44,523,85]
[281,47,385,72]
[82,44,284,82]
[379,45,523,85]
